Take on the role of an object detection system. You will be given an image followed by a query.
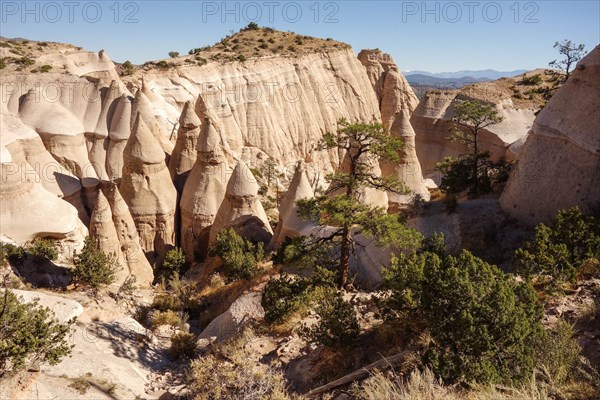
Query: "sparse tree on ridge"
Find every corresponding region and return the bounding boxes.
[549,39,587,81]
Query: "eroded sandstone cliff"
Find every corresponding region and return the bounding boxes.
[500,46,600,225]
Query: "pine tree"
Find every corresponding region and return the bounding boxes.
[297,119,422,288]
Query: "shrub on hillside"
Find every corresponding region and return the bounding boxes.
[169,332,197,360]
[301,293,360,349]
[28,239,58,264]
[189,330,290,399]
[71,236,119,289]
[535,320,582,384]
[161,247,185,279]
[384,249,544,385]
[522,74,543,85]
[513,207,600,284]
[0,289,73,377]
[209,228,264,281]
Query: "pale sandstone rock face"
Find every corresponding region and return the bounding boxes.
[128,48,382,182]
[169,100,202,190]
[358,49,428,206]
[120,114,177,262]
[412,83,538,180]
[0,162,87,255]
[209,160,273,245]
[270,161,315,248]
[107,94,133,181]
[89,189,128,287]
[381,109,431,209]
[180,118,229,261]
[105,184,154,286]
[500,46,600,225]
[358,49,419,119]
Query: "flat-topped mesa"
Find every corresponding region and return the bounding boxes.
[500,46,600,225]
[120,113,177,263]
[107,94,132,181]
[358,49,419,118]
[209,160,273,246]
[169,100,202,190]
[381,109,430,209]
[270,161,315,248]
[105,184,154,286]
[180,118,229,261]
[0,161,87,257]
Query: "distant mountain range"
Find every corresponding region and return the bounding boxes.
[404,69,528,98]
[404,69,528,80]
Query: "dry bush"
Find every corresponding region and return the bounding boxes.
[189,330,292,400]
[352,368,553,400]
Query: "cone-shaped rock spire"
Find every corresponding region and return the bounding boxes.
[120,113,177,263]
[270,161,315,248]
[209,160,273,245]
[180,118,228,261]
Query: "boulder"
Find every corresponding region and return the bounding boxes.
[199,292,264,342]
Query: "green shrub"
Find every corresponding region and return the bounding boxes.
[522,74,543,85]
[28,238,58,264]
[513,207,600,284]
[71,236,119,289]
[301,293,359,349]
[268,38,275,44]
[535,320,581,384]
[259,43,268,49]
[168,51,180,58]
[384,250,544,385]
[15,56,34,66]
[209,228,264,281]
[0,289,73,377]
[156,60,169,68]
[0,58,5,70]
[262,274,310,324]
[121,60,134,76]
[245,22,259,30]
[1,243,25,265]
[39,64,52,73]
[161,248,185,279]
[237,54,246,62]
[170,332,197,360]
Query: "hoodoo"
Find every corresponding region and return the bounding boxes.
[120,113,177,263]
[180,118,229,261]
[209,160,273,245]
[169,100,202,191]
[270,161,315,248]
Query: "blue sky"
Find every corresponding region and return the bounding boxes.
[1,1,598,72]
